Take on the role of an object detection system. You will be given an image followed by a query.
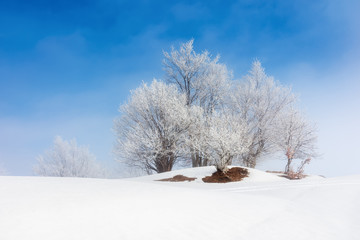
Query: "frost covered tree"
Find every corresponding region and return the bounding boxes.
[202,112,249,172]
[274,108,317,174]
[163,39,231,167]
[114,80,192,174]
[34,136,106,178]
[230,61,295,168]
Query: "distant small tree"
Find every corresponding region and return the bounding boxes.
[287,158,311,179]
[274,108,317,174]
[34,136,105,178]
[0,163,7,176]
[114,80,192,174]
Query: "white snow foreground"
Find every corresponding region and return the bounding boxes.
[0,166,359,240]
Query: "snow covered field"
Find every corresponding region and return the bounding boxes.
[0,166,359,240]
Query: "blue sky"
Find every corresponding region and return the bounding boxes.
[1,0,359,176]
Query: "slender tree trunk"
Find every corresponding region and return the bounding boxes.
[191,147,198,167]
[285,158,292,174]
[203,157,209,166]
[191,150,204,167]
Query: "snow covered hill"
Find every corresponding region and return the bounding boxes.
[0,166,359,240]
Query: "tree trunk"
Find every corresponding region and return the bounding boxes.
[191,150,210,167]
[242,155,257,168]
[285,158,292,174]
[155,154,174,173]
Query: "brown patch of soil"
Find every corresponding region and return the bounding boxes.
[202,167,249,183]
[158,175,197,182]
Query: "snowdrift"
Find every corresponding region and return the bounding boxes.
[0,167,359,240]
[134,166,288,183]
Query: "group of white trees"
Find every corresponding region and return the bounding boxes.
[114,40,317,174]
[33,40,317,178]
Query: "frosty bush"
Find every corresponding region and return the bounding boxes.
[34,136,106,178]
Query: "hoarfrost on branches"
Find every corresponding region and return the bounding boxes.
[163,39,231,111]
[163,39,210,106]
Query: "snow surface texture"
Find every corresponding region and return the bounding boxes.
[0,166,359,240]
